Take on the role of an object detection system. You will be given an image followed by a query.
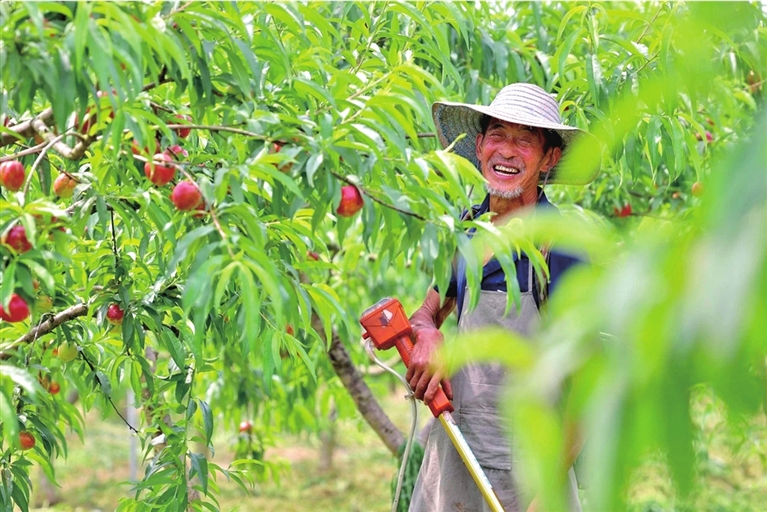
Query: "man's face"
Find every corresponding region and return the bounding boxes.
[475,119,561,202]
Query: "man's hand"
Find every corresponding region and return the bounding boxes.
[405,326,453,404]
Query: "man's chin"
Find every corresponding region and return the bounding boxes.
[486,184,523,199]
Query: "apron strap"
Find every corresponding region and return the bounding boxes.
[532,244,551,310]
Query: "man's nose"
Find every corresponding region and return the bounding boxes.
[498,139,519,159]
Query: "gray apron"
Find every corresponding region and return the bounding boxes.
[409,262,581,512]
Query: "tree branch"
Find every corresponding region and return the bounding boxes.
[0,75,171,149]
[0,109,55,148]
[0,302,89,359]
[30,118,94,160]
[320,319,404,456]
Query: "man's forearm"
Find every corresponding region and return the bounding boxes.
[406,288,456,401]
[410,289,455,334]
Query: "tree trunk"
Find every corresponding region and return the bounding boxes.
[34,472,61,507]
[318,403,337,473]
[326,330,404,456]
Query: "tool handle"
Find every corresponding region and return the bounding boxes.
[394,335,454,418]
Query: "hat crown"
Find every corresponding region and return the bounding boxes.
[489,83,563,126]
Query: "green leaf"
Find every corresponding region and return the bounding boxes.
[0,364,39,396]
[238,266,261,355]
[189,452,209,496]
[197,399,214,447]
[304,152,324,187]
[0,390,19,451]
[167,225,216,276]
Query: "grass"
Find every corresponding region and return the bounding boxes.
[26,390,767,511]
[28,391,426,512]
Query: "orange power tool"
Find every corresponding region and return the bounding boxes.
[360,297,505,512]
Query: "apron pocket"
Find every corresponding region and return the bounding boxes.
[458,406,513,471]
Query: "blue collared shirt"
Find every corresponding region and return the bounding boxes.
[441,190,582,320]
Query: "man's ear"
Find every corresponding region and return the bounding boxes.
[475,132,484,161]
[544,146,562,171]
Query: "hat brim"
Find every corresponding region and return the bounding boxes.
[432,101,600,186]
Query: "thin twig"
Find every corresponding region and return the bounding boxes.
[141,74,173,93]
[0,141,48,163]
[30,118,94,160]
[149,101,175,114]
[329,170,427,221]
[209,208,235,258]
[169,1,195,16]
[635,4,664,44]
[78,348,140,435]
[21,132,67,195]
[110,208,120,278]
[407,132,436,140]
[162,123,268,139]
[634,50,660,76]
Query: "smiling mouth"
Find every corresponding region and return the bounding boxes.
[493,164,520,176]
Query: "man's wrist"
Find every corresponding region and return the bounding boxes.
[411,325,441,343]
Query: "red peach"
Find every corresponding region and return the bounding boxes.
[106,303,125,325]
[53,173,77,198]
[0,294,31,323]
[171,181,202,211]
[19,431,35,450]
[2,225,32,253]
[336,185,364,217]
[174,114,193,138]
[0,160,25,191]
[144,153,176,186]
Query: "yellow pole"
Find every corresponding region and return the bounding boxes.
[439,411,506,512]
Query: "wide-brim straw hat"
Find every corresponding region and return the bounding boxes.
[432,83,600,186]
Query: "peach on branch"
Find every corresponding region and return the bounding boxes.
[165,144,188,160]
[174,114,193,138]
[336,184,364,217]
[144,153,176,186]
[0,160,26,191]
[171,181,202,211]
[613,204,632,218]
[19,431,35,450]
[53,173,78,198]
[56,341,78,362]
[0,293,31,323]
[107,303,125,325]
[2,225,32,253]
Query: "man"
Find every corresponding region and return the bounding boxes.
[406,83,598,512]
